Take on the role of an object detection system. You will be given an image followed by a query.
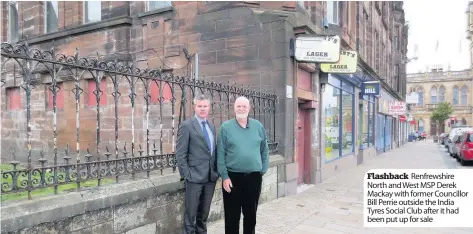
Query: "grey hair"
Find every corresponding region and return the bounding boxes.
[193,94,211,104]
[235,96,250,105]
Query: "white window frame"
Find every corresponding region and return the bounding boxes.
[44,1,59,33]
[8,1,19,42]
[147,1,172,11]
[326,1,339,25]
[83,1,102,24]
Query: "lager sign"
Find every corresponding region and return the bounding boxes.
[320,50,358,74]
[294,35,341,63]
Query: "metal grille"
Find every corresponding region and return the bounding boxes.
[1,41,279,199]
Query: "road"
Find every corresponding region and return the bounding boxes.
[207,141,473,234]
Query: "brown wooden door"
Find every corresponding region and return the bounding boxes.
[296,107,309,184]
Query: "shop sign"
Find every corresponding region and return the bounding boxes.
[320,50,358,74]
[406,92,419,104]
[360,81,380,96]
[294,35,341,63]
[399,115,406,122]
[388,101,407,115]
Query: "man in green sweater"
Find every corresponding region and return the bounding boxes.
[217,96,269,234]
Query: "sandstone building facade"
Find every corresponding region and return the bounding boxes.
[2,1,408,196]
[407,69,473,135]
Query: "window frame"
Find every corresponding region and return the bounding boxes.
[147,1,172,11]
[461,86,468,106]
[439,86,445,103]
[44,1,59,33]
[326,1,340,25]
[430,87,437,104]
[453,86,459,105]
[8,1,19,42]
[324,75,355,163]
[359,95,375,150]
[418,88,424,106]
[83,1,102,24]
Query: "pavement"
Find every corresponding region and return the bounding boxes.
[207,140,473,234]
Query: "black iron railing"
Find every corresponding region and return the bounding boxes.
[0,41,278,199]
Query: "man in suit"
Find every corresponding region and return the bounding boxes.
[176,94,219,234]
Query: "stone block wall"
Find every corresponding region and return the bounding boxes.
[1,156,284,234]
[1,2,292,164]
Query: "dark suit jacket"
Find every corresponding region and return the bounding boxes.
[176,116,219,183]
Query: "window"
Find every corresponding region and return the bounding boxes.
[323,76,354,162]
[323,84,340,161]
[84,1,101,24]
[453,86,459,105]
[326,1,339,25]
[149,81,172,104]
[7,87,21,111]
[45,1,59,33]
[8,1,19,42]
[47,83,64,110]
[88,79,107,107]
[439,86,445,103]
[430,87,437,104]
[359,96,375,149]
[461,86,468,105]
[148,1,172,11]
[341,91,353,155]
[368,99,375,146]
[418,88,424,106]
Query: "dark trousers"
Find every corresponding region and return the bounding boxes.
[222,171,263,234]
[183,181,216,234]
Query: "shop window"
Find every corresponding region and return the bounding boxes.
[323,76,355,162]
[323,84,340,161]
[360,100,369,149]
[368,100,375,146]
[341,91,353,155]
[47,82,64,110]
[87,79,107,107]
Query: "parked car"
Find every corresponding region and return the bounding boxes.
[453,134,465,157]
[447,133,465,157]
[456,131,473,166]
[447,127,473,154]
[442,133,449,148]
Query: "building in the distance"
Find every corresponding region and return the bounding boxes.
[467,1,473,68]
[407,69,473,135]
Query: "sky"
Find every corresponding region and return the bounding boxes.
[403,0,471,74]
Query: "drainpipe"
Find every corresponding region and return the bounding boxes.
[195,53,198,81]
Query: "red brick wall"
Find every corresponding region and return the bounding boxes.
[1,1,407,162]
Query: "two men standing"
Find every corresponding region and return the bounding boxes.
[176,95,269,234]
